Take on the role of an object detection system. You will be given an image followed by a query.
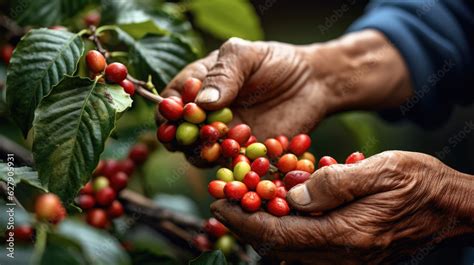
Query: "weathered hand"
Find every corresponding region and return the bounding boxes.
[211,151,473,264]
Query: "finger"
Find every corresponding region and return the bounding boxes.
[196,38,267,110]
[287,151,402,213]
[210,200,329,250]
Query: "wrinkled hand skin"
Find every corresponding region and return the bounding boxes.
[156,37,327,139]
[211,151,474,265]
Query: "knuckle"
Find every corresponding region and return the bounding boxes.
[220,37,249,53]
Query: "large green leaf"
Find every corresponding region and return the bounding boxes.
[0,162,47,192]
[32,76,125,203]
[6,29,84,136]
[189,251,227,265]
[13,0,98,27]
[129,34,197,88]
[188,0,263,40]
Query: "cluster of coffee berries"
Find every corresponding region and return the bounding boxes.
[155,77,366,217]
[85,50,135,96]
[192,218,235,254]
[76,143,150,228]
[0,44,14,65]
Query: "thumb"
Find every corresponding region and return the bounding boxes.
[287,153,396,212]
[195,38,263,110]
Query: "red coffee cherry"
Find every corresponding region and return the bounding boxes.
[201,142,222,162]
[128,143,149,165]
[275,135,289,151]
[192,234,211,251]
[231,154,251,168]
[119,79,135,96]
[275,186,287,198]
[119,158,135,175]
[208,180,226,199]
[0,44,14,65]
[288,134,311,156]
[169,96,184,106]
[264,138,283,158]
[272,179,284,188]
[35,193,64,223]
[295,159,315,173]
[13,225,34,242]
[242,171,260,190]
[80,181,94,195]
[256,180,277,200]
[84,10,101,26]
[210,121,229,137]
[107,200,124,218]
[183,103,206,124]
[157,122,177,143]
[221,139,240,158]
[224,181,248,201]
[267,197,290,217]
[159,98,184,121]
[95,187,116,206]
[77,194,95,209]
[200,125,220,144]
[227,124,251,145]
[109,171,128,191]
[93,160,106,177]
[86,209,108,228]
[204,218,228,238]
[318,156,337,168]
[250,157,270,176]
[105,62,128,83]
[277,154,298,173]
[85,50,106,74]
[102,159,121,178]
[181,77,202,103]
[345,152,365,164]
[241,191,261,212]
[284,170,311,190]
[244,135,257,147]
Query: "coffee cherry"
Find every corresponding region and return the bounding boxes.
[277,154,298,173]
[204,218,228,238]
[85,50,106,74]
[80,181,94,195]
[84,10,101,26]
[264,138,283,158]
[233,161,251,181]
[159,98,184,121]
[250,157,270,176]
[267,197,290,217]
[244,135,257,147]
[182,78,202,103]
[128,143,149,164]
[13,225,34,242]
[183,103,206,124]
[296,159,315,173]
[318,156,337,168]
[224,181,248,201]
[0,44,14,65]
[300,152,316,164]
[273,179,284,187]
[345,152,365,164]
[284,170,311,190]
[119,159,135,175]
[216,168,234,182]
[93,160,106,177]
[35,193,64,223]
[86,209,108,228]
[227,124,251,145]
[93,176,109,192]
[201,142,222,162]
[245,143,267,160]
[77,194,95,209]
[105,62,128,83]
[169,96,184,106]
[241,191,261,212]
[231,154,251,168]
[49,25,68,31]
[208,180,226,199]
[289,134,311,156]
[210,121,229,137]
[107,200,124,218]
[275,186,287,198]
[242,171,260,190]
[119,79,135,96]
[193,234,211,251]
[176,122,199,145]
[200,125,220,144]
[102,159,121,178]
[215,235,235,255]
[110,171,128,191]
[221,139,240,158]
[207,108,233,124]
[95,187,116,206]
[157,122,177,143]
[275,135,289,151]
[256,180,276,200]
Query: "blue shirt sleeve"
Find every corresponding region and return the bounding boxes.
[348,0,474,128]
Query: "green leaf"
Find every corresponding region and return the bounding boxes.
[0,162,48,192]
[6,29,84,136]
[119,20,168,40]
[32,76,117,204]
[129,35,197,88]
[189,251,227,265]
[104,84,133,113]
[188,0,263,40]
[49,219,131,265]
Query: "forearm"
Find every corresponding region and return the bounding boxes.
[300,29,413,114]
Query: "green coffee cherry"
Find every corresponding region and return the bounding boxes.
[207,108,233,124]
[176,122,199,145]
[93,176,109,191]
[215,235,235,255]
[216,168,234,182]
[246,143,267,160]
[233,161,251,181]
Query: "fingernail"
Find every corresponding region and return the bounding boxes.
[288,184,311,205]
[196,87,219,103]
